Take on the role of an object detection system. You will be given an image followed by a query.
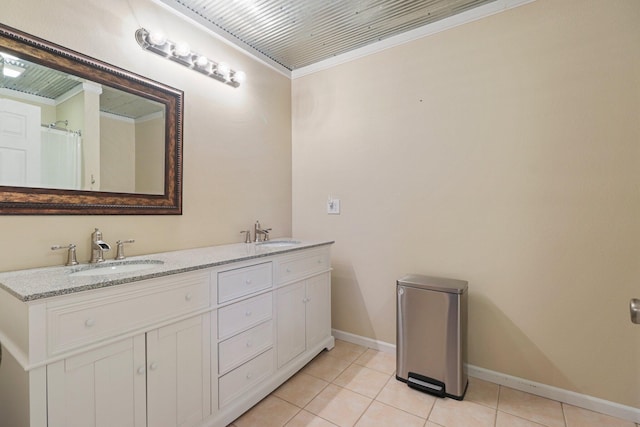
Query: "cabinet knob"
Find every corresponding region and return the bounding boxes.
[185,293,192,301]
[286,268,291,273]
[245,279,252,285]
[137,366,145,375]
[245,310,252,317]
[246,340,252,348]
[84,318,95,327]
[149,362,158,371]
[246,372,253,380]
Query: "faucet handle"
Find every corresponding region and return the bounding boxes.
[115,239,135,260]
[240,230,251,244]
[51,244,79,266]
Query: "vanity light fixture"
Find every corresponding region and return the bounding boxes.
[135,28,246,88]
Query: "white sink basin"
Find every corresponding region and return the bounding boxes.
[256,240,301,248]
[69,260,164,277]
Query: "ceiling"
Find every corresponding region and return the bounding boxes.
[159,0,498,72]
[1,0,519,109]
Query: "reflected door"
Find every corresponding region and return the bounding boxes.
[0,98,41,186]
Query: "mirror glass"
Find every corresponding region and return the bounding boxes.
[0,24,183,214]
[1,54,166,194]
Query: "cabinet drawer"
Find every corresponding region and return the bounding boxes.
[275,250,329,285]
[217,262,272,303]
[47,272,210,356]
[218,320,273,375]
[218,349,273,408]
[218,293,272,340]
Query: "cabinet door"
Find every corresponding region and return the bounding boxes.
[305,272,331,350]
[146,314,211,427]
[47,335,146,427]
[276,282,306,368]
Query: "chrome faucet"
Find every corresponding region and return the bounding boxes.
[254,220,272,242]
[90,228,111,263]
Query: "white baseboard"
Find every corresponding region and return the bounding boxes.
[467,365,640,424]
[331,329,640,424]
[332,329,396,354]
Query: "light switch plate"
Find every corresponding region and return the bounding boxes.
[327,198,340,215]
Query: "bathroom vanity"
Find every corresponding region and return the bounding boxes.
[0,239,334,427]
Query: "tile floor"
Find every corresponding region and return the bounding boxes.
[229,340,638,427]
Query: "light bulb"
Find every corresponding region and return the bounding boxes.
[233,70,246,84]
[173,42,191,58]
[217,62,230,78]
[195,55,209,68]
[148,31,167,46]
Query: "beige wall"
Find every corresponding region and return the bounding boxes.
[56,92,84,141]
[101,115,136,193]
[292,0,640,408]
[0,0,292,271]
[135,115,165,194]
[100,114,166,194]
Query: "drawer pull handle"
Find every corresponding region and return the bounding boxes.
[245,310,252,317]
[185,293,192,301]
[84,319,95,327]
[137,367,145,375]
[149,362,158,371]
[246,340,252,348]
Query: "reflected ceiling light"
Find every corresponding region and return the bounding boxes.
[2,62,25,78]
[1,52,26,78]
[135,28,246,88]
[0,52,21,62]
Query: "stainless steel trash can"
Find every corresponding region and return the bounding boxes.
[396,274,468,400]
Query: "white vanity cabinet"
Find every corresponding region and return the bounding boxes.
[214,261,275,409]
[0,241,333,427]
[275,249,332,368]
[45,272,212,427]
[47,335,147,427]
[146,314,211,427]
[48,314,211,427]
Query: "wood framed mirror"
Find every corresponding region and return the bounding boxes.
[0,23,183,214]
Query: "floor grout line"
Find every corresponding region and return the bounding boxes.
[494,384,502,427]
[232,341,636,427]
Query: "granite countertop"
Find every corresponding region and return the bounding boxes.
[0,239,334,302]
